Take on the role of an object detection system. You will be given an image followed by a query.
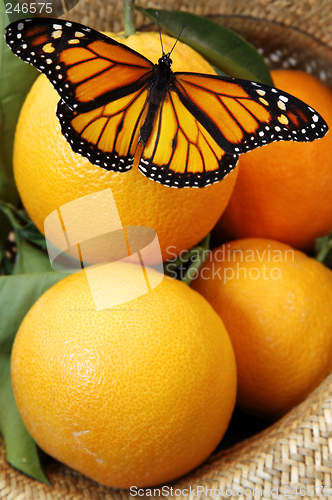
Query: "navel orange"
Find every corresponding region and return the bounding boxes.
[191,238,332,421]
[11,263,237,488]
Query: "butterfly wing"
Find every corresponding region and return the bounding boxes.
[57,87,148,171]
[139,71,328,188]
[6,18,155,171]
[171,72,328,155]
[5,18,154,112]
[139,90,238,188]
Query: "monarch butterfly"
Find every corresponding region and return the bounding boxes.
[6,18,328,188]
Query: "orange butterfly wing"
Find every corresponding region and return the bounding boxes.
[6,18,154,111]
[58,88,148,171]
[139,72,328,187]
[140,91,238,188]
[6,18,155,171]
[172,72,328,154]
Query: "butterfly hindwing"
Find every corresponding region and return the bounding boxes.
[172,73,328,155]
[57,86,149,171]
[5,18,154,112]
[139,90,238,188]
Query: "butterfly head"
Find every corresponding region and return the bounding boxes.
[158,53,172,67]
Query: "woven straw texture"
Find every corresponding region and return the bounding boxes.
[2,0,332,498]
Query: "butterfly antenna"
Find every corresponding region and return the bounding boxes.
[156,12,165,55]
[169,25,185,56]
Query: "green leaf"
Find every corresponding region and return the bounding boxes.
[13,237,53,274]
[315,230,332,269]
[20,222,47,250]
[0,353,49,483]
[0,202,51,274]
[136,8,273,85]
[0,201,46,249]
[0,2,38,247]
[0,240,14,275]
[0,1,38,209]
[0,271,65,481]
[0,272,65,353]
[0,200,23,230]
[0,214,10,254]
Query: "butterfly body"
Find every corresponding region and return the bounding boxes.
[139,54,173,146]
[5,18,328,188]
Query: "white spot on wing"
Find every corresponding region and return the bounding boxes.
[277,100,286,110]
[52,30,62,39]
[279,95,288,102]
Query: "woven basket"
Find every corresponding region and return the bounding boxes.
[2,0,332,498]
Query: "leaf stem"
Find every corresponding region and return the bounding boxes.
[182,234,210,286]
[124,0,136,37]
[163,234,211,285]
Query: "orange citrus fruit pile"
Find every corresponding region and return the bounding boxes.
[11,263,236,488]
[10,23,332,491]
[13,32,238,263]
[191,238,332,421]
[215,70,332,252]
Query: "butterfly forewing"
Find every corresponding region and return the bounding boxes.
[5,18,154,112]
[140,91,238,188]
[173,73,328,155]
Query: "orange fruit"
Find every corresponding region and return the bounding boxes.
[13,32,238,263]
[191,238,332,421]
[215,70,332,252]
[11,263,237,488]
